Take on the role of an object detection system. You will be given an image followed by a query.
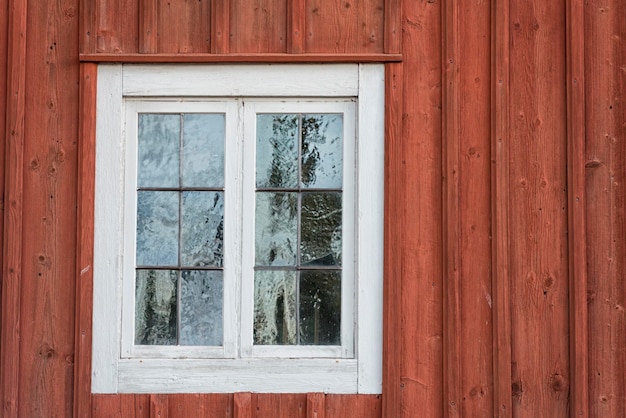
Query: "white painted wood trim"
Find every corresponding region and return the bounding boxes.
[92,64,123,393]
[122,64,359,97]
[92,63,384,394]
[356,64,384,393]
[118,358,358,393]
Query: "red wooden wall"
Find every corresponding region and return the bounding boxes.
[1,0,625,417]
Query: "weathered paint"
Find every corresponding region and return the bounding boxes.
[1,0,626,417]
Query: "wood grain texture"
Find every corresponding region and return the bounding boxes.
[253,393,307,418]
[306,393,325,418]
[74,62,97,418]
[325,395,381,418]
[287,0,305,53]
[383,0,401,54]
[585,1,626,417]
[166,394,233,418]
[491,0,513,415]
[0,0,8,407]
[509,1,570,416]
[382,62,403,418]
[138,0,157,53]
[79,52,402,63]
[305,0,384,53]
[565,0,589,416]
[95,0,138,52]
[92,394,150,418]
[229,0,287,53]
[442,0,462,415]
[457,0,493,416]
[211,0,230,53]
[80,0,96,53]
[156,0,210,53]
[18,0,80,415]
[398,0,443,417]
[233,393,252,418]
[1,0,27,416]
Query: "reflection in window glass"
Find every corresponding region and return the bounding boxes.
[135,113,225,346]
[254,114,343,346]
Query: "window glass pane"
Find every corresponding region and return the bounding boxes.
[256,114,299,188]
[301,114,343,189]
[135,269,178,345]
[180,270,223,346]
[181,191,224,267]
[254,270,297,345]
[138,114,180,188]
[255,192,297,266]
[300,192,342,266]
[182,114,225,187]
[299,270,341,345]
[136,191,179,266]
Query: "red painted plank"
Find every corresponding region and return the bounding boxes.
[1,0,27,416]
[167,394,233,418]
[0,0,8,395]
[508,1,570,416]
[398,0,443,417]
[383,0,401,54]
[306,393,325,418]
[138,0,157,53]
[491,0,513,416]
[585,1,626,417]
[566,0,589,416]
[325,395,381,418]
[254,393,306,418]
[382,62,403,418]
[74,62,98,418]
[94,0,139,52]
[79,52,402,63]
[287,0,306,53]
[92,394,149,418]
[229,0,287,53]
[210,0,231,54]
[305,0,384,53]
[442,0,462,415]
[233,393,252,418]
[157,0,210,53]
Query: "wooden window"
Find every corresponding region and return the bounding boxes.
[92,64,383,394]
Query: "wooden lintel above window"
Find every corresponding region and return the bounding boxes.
[79,53,403,64]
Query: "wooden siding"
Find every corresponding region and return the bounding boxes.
[1,0,626,417]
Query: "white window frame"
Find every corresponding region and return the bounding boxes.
[92,64,384,394]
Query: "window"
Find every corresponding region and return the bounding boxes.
[93,64,383,393]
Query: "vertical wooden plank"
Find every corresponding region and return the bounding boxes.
[233,393,252,418]
[287,0,305,53]
[491,0,513,416]
[585,1,626,417]
[80,0,96,53]
[167,394,233,418]
[382,62,403,418]
[1,0,27,416]
[305,0,384,53]
[92,394,149,418]
[398,0,443,417]
[157,0,210,53]
[138,0,157,53]
[0,0,8,391]
[383,0,401,54]
[442,0,462,415]
[325,395,381,418]
[254,394,306,418]
[18,0,80,415]
[150,394,168,418]
[95,0,138,52]
[457,1,494,417]
[229,0,287,53]
[508,1,570,416]
[566,0,589,417]
[306,393,325,418]
[210,0,230,54]
[74,62,97,418]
